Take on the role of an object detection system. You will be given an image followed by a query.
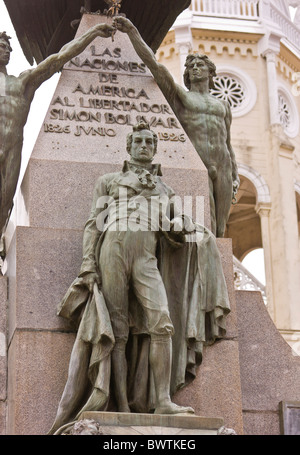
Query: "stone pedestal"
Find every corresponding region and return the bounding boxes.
[3,14,242,435]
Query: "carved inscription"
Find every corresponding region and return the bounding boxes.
[158,132,186,142]
[68,46,147,73]
[44,46,186,141]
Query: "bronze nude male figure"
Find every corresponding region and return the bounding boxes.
[48,122,230,435]
[0,23,114,236]
[112,16,240,238]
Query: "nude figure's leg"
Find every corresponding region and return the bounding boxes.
[208,176,217,236]
[48,336,91,434]
[214,169,232,238]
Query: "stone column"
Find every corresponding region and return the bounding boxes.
[173,22,193,86]
[258,26,300,344]
[268,126,300,339]
[258,5,282,127]
[176,41,192,85]
[255,202,274,319]
[264,50,280,125]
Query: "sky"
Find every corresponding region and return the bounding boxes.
[2,1,293,285]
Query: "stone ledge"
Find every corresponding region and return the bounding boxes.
[80,411,224,429]
[75,411,224,435]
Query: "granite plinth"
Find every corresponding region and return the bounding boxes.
[0,277,7,402]
[0,401,6,435]
[0,277,7,435]
[236,290,300,435]
[7,330,75,435]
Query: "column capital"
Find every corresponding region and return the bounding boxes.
[256,202,272,217]
[176,41,193,54]
[174,23,192,43]
[258,31,282,58]
[262,49,277,62]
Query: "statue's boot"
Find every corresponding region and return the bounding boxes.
[150,335,194,415]
[111,340,131,412]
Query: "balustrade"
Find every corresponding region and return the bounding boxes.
[269,2,300,49]
[189,0,259,19]
[233,256,267,304]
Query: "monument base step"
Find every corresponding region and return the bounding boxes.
[68,411,226,435]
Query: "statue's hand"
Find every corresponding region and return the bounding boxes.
[95,23,116,38]
[80,272,101,293]
[182,216,196,233]
[112,16,134,34]
[171,216,195,234]
[170,217,184,233]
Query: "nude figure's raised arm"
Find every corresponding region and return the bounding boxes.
[21,23,114,90]
[113,16,182,104]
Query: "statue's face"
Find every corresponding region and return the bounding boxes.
[129,130,156,163]
[0,39,10,66]
[187,58,209,84]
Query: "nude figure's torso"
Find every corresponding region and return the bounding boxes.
[0,72,33,229]
[163,84,234,236]
[172,90,232,177]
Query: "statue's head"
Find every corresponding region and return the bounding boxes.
[126,121,158,163]
[0,32,12,66]
[183,53,216,90]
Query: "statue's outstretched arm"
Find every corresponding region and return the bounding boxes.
[113,16,181,104]
[23,23,114,90]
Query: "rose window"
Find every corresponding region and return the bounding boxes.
[210,75,246,109]
[278,93,291,129]
[277,85,299,137]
